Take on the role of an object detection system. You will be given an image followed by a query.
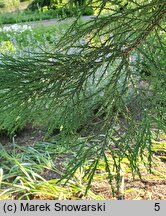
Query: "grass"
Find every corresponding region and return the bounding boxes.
[0,141,105,200]
[0,8,76,25]
[0,135,165,200]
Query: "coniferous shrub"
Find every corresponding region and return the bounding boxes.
[0,0,165,194]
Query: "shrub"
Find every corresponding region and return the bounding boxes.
[27,0,51,11]
[81,6,93,15]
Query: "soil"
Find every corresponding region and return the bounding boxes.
[0,124,46,147]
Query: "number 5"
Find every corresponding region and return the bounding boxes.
[154,203,160,211]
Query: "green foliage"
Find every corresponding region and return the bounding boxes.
[0,22,70,48]
[0,0,93,25]
[0,0,5,8]
[0,0,166,195]
[27,0,51,11]
[0,41,15,53]
[69,0,86,7]
[81,6,93,15]
[27,0,69,11]
[27,0,93,15]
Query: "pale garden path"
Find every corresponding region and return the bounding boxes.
[3,16,95,28]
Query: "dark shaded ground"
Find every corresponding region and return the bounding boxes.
[0,124,45,146]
